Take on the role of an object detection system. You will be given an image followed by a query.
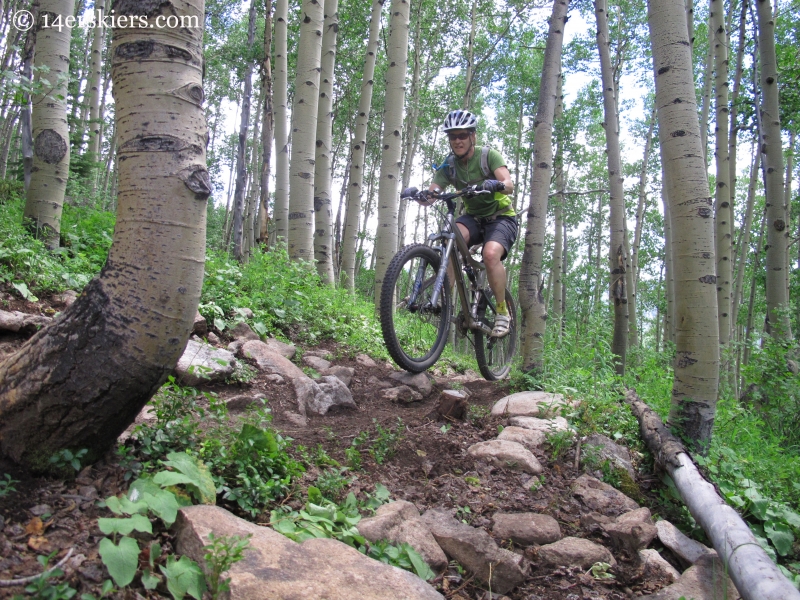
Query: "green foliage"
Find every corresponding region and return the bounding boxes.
[315,468,352,501]
[203,533,252,600]
[12,552,77,600]
[48,448,88,473]
[369,418,404,464]
[545,430,574,462]
[0,473,19,498]
[159,555,207,600]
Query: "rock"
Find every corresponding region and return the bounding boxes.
[282,411,308,427]
[242,341,354,416]
[640,553,740,599]
[497,426,546,449]
[175,339,235,386]
[508,416,571,434]
[0,309,51,333]
[356,353,377,367]
[492,513,561,546]
[491,391,572,418]
[30,504,52,517]
[229,321,260,341]
[788,359,800,375]
[228,339,246,355]
[320,365,355,387]
[304,355,332,371]
[263,338,296,359]
[467,440,543,474]
[226,395,262,412]
[582,433,636,479]
[572,474,639,516]
[56,290,78,306]
[436,390,468,420]
[234,307,255,319]
[265,374,285,384]
[420,509,527,594]
[304,349,331,358]
[638,549,680,583]
[367,376,393,389]
[309,376,357,414]
[382,385,423,403]
[192,311,207,336]
[206,332,220,345]
[537,536,616,569]
[580,512,614,531]
[176,505,443,599]
[389,371,433,396]
[602,508,658,554]
[655,520,714,567]
[357,501,448,571]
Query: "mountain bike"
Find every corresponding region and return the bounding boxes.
[379,185,517,380]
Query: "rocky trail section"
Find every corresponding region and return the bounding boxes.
[0,306,746,599]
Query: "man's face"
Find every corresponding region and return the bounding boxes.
[448,129,474,153]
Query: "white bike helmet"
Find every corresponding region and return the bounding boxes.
[442,110,478,132]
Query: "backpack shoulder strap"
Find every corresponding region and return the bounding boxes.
[480,146,491,178]
[446,153,457,187]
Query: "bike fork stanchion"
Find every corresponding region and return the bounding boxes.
[429,234,455,309]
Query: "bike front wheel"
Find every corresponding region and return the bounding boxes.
[474,287,517,380]
[380,244,451,373]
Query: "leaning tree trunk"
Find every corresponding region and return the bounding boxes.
[287,0,324,263]
[649,0,720,452]
[373,0,410,294]
[340,0,383,290]
[518,0,569,374]
[232,0,257,261]
[0,0,209,473]
[312,0,339,284]
[595,0,627,375]
[272,0,290,245]
[23,0,74,249]
[757,0,792,339]
[710,0,732,348]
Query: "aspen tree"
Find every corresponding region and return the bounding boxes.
[23,0,75,249]
[519,0,569,374]
[649,0,720,450]
[288,0,324,262]
[373,0,410,293]
[0,0,210,471]
[86,0,106,160]
[257,0,274,244]
[272,0,290,244]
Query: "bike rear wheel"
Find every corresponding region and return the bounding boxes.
[474,287,517,380]
[380,244,451,372]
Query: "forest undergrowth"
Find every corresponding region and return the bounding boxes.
[1,183,799,584]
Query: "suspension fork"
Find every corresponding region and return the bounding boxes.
[429,234,455,309]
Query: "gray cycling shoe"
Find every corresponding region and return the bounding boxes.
[491,314,511,338]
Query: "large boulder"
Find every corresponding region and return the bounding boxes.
[174,339,235,386]
[582,433,636,479]
[638,549,680,584]
[175,505,443,600]
[491,391,572,418]
[601,508,658,554]
[263,338,296,359]
[356,501,447,571]
[571,474,639,516]
[381,385,423,403]
[229,321,260,341]
[320,365,355,387]
[303,355,332,371]
[492,513,561,546]
[420,509,527,594]
[537,536,616,569]
[389,371,433,396]
[310,376,357,414]
[640,553,740,600]
[467,440,543,474]
[497,426,546,450]
[509,416,571,434]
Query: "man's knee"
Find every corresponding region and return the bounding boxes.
[483,242,505,265]
[456,222,471,246]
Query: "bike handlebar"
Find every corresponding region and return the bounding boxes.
[400,184,494,203]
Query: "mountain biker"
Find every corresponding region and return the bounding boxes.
[411,109,516,338]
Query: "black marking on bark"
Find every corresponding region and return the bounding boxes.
[675,352,698,368]
[165,46,192,61]
[181,167,211,199]
[116,40,155,59]
[303,14,311,22]
[120,134,187,153]
[698,274,716,284]
[658,66,670,74]
[113,0,171,17]
[538,162,549,168]
[720,201,729,207]
[34,129,67,164]
[298,172,311,179]
[671,130,686,137]
[766,76,774,84]
[289,212,305,219]
[673,97,682,103]
[774,219,785,232]
[698,207,712,218]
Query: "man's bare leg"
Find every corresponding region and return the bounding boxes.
[483,240,507,308]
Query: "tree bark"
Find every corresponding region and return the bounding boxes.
[0,0,210,472]
[649,0,720,451]
[630,111,654,348]
[552,73,564,345]
[341,0,383,290]
[20,1,37,193]
[698,23,714,164]
[626,389,800,600]
[756,0,792,339]
[86,0,106,159]
[462,0,477,110]
[272,0,290,245]
[595,0,627,374]
[257,0,274,245]
[23,0,74,249]
[312,0,339,284]
[373,0,410,294]
[288,0,324,262]
[232,0,257,261]
[731,145,759,337]
[518,0,569,374]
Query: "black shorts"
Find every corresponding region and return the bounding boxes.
[456,214,518,260]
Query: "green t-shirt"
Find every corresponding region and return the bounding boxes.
[432,147,515,218]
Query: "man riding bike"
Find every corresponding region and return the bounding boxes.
[410,109,517,338]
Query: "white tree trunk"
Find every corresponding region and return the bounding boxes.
[272,0,291,245]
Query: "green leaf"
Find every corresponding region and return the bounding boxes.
[12,281,38,302]
[307,486,323,505]
[765,520,795,556]
[130,478,180,526]
[97,514,153,536]
[157,452,216,504]
[141,569,161,590]
[99,536,139,588]
[160,555,207,600]
[404,544,435,580]
[744,487,769,521]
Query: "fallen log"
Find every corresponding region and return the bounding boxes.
[625,388,800,600]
